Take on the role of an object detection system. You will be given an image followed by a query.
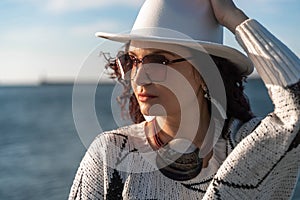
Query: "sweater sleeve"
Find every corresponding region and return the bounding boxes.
[234,19,300,133]
[235,19,300,87]
[203,19,300,200]
[68,132,132,200]
[68,135,106,200]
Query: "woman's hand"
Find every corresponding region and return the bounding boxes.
[209,0,248,33]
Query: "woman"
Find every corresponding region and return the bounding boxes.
[69,0,300,199]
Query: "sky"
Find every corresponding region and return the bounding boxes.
[0,0,299,84]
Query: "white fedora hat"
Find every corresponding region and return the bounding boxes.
[96,0,253,75]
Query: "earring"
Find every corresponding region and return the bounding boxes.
[203,87,227,119]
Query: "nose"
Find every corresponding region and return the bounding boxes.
[132,64,152,86]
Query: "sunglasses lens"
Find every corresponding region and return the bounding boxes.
[141,55,166,82]
[116,54,170,81]
[144,63,167,82]
[117,54,133,80]
[143,55,168,65]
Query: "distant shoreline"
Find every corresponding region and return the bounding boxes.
[0,81,116,87]
[0,77,261,87]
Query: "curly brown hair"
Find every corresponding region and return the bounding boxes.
[102,45,254,125]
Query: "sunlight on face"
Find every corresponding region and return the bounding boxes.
[128,45,203,118]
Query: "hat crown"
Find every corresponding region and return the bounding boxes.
[95,0,253,76]
[132,0,223,44]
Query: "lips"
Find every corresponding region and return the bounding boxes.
[137,93,158,102]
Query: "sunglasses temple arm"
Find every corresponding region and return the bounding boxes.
[170,56,194,64]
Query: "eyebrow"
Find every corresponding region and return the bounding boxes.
[151,50,178,57]
[128,49,178,57]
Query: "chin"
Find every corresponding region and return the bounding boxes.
[138,101,163,115]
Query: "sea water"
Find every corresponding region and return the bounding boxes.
[0,78,299,200]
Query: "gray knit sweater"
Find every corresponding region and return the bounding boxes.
[68,19,300,200]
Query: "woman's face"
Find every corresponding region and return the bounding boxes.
[128,46,203,117]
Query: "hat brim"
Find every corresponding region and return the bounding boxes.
[95,32,253,76]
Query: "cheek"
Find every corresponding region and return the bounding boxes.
[130,69,200,116]
[181,68,201,91]
[131,81,138,97]
[165,67,200,99]
[154,86,180,115]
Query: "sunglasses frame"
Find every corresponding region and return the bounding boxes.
[117,53,193,81]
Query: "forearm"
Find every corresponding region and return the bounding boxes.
[209,0,248,33]
[210,0,300,87]
[234,19,300,128]
[223,9,248,33]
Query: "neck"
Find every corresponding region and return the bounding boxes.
[151,97,213,168]
[156,96,210,149]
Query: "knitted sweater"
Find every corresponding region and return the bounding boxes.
[68,19,300,200]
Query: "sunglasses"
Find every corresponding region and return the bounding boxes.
[116,53,193,82]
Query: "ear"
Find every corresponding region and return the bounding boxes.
[192,68,207,91]
[193,70,208,97]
